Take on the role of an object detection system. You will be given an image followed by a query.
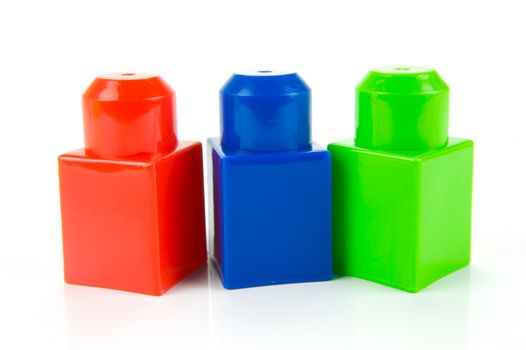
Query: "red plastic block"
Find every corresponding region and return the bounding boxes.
[58,73,207,295]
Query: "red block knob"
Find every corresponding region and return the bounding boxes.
[82,73,177,158]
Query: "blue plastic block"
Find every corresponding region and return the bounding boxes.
[208,71,333,289]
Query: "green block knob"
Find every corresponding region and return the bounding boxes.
[329,66,473,292]
[356,67,449,151]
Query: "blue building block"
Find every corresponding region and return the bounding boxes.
[208,71,333,289]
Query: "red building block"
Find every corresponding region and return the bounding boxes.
[58,73,207,296]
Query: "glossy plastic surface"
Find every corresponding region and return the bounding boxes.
[220,71,311,152]
[209,140,332,289]
[83,73,177,158]
[329,67,473,292]
[356,67,449,151]
[329,138,473,292]
[209,71,332,289]
[58,74,206,296]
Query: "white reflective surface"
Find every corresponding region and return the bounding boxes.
[2,238,524,350]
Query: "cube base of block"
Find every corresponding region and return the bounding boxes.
[59,141,207,296]
[328,138,473,292]
[208,138,333,289]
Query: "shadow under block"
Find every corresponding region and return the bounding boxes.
[208,138,333,289]
[59,141,207,296]
[328,138,473,292]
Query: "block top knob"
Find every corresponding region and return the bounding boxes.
[83,73,177,158]
[220,71,311,152]
[356,67,449,151]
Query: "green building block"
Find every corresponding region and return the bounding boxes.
[329,67,474,292]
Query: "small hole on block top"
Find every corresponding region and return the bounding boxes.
[121,73,136,76]
[258,70,273,73]
[394,67,411,71]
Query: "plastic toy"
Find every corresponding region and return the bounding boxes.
[58,73,207,295]
[208,71,333,289]
[329,67,474,292]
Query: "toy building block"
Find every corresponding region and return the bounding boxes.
[329,67,473,292]
[59,73,207,295]
[208,71,333,289]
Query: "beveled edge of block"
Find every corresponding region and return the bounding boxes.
[328,137,473,163]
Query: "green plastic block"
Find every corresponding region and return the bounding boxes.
[329,138,473,292]
[329,67,474,292]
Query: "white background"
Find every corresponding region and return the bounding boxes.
[0,0,525,349]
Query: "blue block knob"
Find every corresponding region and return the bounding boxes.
[220,71,311,152]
